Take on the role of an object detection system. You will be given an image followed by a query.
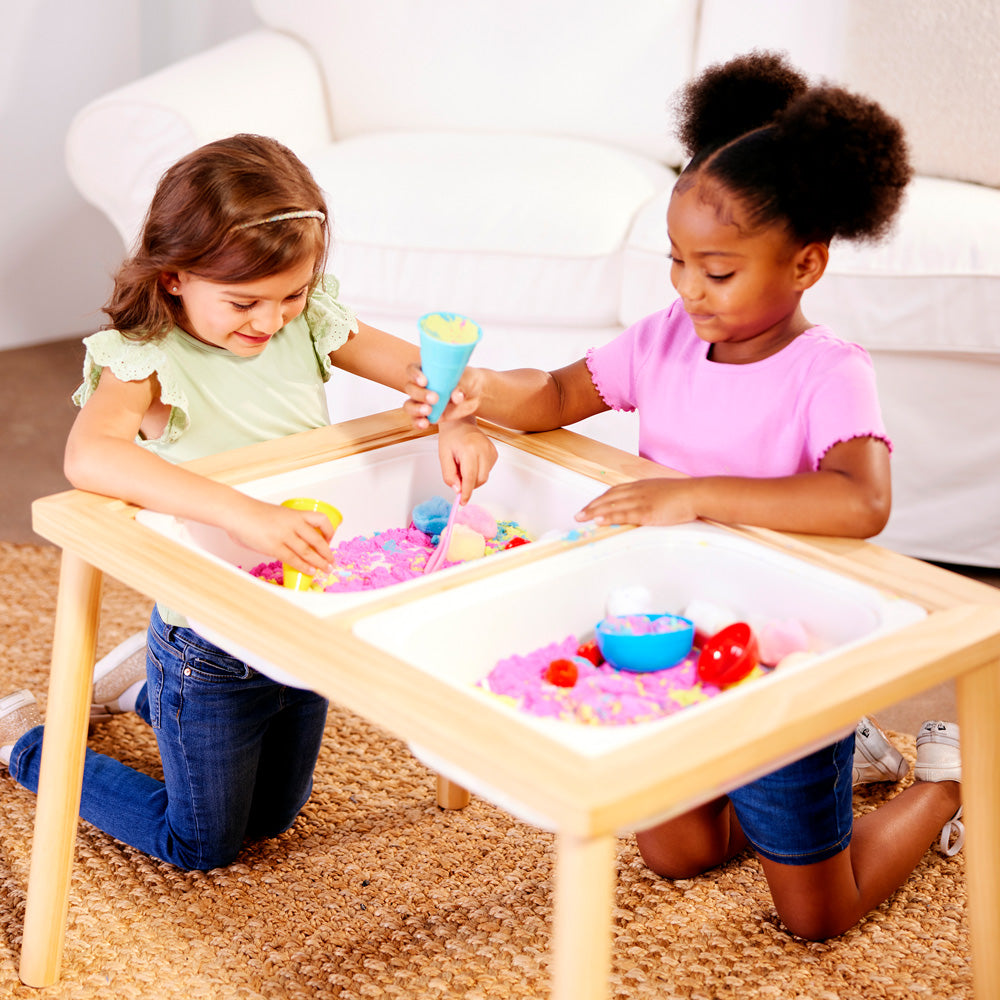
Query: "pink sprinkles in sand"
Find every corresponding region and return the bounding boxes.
[249,527,437,591]
[322,527,435,590]
[479,635,731,726]
[247,510,530,592]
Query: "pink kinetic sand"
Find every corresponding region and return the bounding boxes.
[247,499,529,592]
[478,635,728,726]
[477,612,816,726]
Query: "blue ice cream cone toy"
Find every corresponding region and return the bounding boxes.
[418,312,482,423]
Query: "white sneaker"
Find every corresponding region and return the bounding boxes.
[852,716,909,785]
[0,689,42,767]
[914,720,963,856]
[91,631,147,721]
[914,720,961,783]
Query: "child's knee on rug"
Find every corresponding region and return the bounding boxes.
[635,796,748,879]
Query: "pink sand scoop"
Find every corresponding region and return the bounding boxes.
[423,492,462,574]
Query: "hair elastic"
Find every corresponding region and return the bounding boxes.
[235,210,325,230]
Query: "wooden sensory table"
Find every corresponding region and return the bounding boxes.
[22,411,1000,999]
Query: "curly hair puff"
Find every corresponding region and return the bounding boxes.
[674,51,912,244]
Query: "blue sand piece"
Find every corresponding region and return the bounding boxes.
[411,495,451,541]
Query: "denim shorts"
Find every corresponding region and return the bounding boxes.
[727,733,855,866]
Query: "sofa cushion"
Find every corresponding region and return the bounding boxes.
[253,0,696,166]
[620,176,1000,356]
[308,132,675,326]
[812,177,1000,354]
[620,184,678,326]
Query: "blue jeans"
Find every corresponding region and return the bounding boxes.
[11,607,328,870]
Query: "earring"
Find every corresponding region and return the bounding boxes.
[171,286,179,293]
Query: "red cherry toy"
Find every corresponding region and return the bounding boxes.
[575,639,603,667]
[544,658,579,687]
[697,622,759,687]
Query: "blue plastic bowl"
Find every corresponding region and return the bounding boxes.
[595,614,695,673]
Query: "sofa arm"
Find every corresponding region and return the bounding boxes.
[66,29,332,248]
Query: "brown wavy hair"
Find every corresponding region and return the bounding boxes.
[104,134,330,340]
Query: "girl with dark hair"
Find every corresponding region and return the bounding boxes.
[403,52,962,938]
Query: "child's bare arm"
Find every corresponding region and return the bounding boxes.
[64,370,336,575]
[329,320,502,496]
[328,320,421,387]
[577,436,891,539]
[435,418,498,502]
[405,358,609,431]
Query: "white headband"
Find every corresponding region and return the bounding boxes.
[235,210,325,230]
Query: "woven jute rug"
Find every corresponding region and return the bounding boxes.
[0,542,970,999]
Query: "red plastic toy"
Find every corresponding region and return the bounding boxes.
[544,658,579,687]
[696,622,759,687]
[575,639,603,667]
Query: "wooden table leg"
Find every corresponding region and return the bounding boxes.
[551,830,617,1000]
[956,657,1000,1000]
[436,775,471,810]
[19,552,103,988]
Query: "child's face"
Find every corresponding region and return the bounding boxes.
[168,258,316,357]
[666,179,811,363]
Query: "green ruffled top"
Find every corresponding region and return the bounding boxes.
[73,276,356,465]
[72,275,357,628]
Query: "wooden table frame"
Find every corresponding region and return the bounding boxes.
[21,412,1000,998]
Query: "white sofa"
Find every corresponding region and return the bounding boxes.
[65,0,1000,567]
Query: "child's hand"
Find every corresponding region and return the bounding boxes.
[226,496,337,577]
[436,417,497,503]
[403,363,481,429]
[575,478,696,527]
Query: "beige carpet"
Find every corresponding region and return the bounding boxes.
[0,542,970,999]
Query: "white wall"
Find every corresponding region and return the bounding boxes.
[0,0,260,351]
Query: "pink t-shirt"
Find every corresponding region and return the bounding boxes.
[586,299,890,477]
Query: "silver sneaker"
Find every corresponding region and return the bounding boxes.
[92,631,148,721]
[0,689,42,767]
[852,716,909,785]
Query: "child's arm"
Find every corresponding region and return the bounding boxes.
[405,357,610,431]
[330,320,499,500]
[331,320,423,388]
[576,436,891,538]
[434,417,498,502]
[65,369,337,577]
[403,347,889,538]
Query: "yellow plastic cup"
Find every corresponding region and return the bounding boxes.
[280,497,343,590]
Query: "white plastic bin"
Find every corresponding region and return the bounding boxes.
[136,435,607,682]
[350,523,926,826]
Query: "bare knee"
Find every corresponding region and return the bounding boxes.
[636,798,745,879]
[635,829,726,880]
[761,853,860,941]
[774,905,856,942]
